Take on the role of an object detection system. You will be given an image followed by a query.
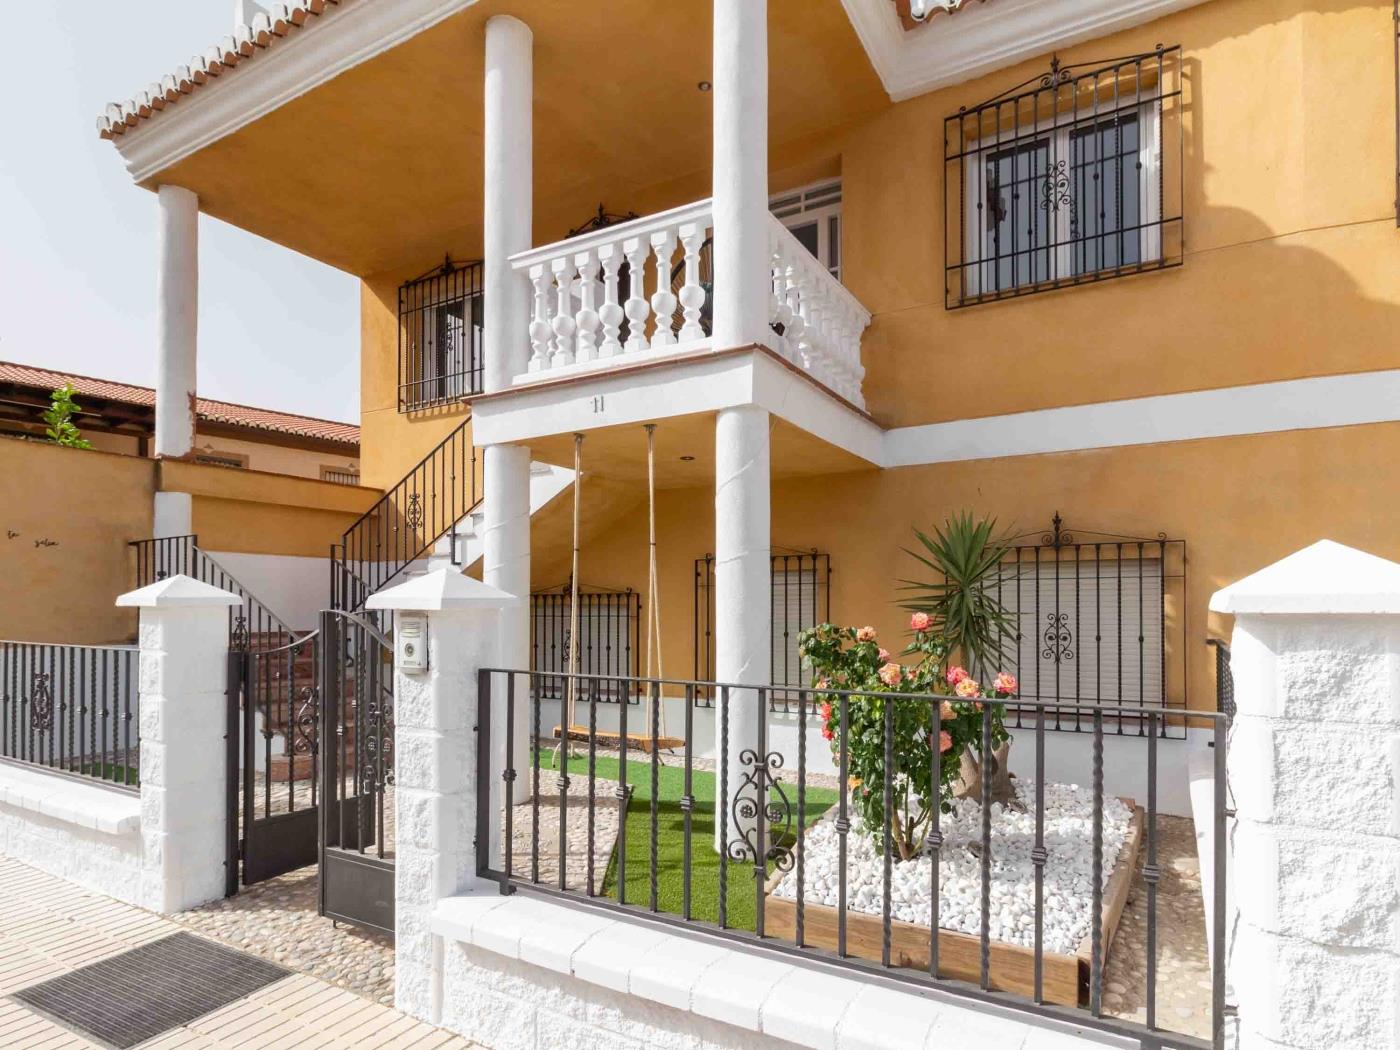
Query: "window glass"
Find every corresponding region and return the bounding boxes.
[1071,113,1142,274]
[981,138,1051,292]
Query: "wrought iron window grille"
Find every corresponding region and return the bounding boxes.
[989,514,1187,738]
[398,255,484,412]
[531,583,642,703]
[694,549,831,711]
[944,46,1184,308]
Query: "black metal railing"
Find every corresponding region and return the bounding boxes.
[0,642,138,790]
[477,668,1228,1050]
[129,535,295,651]
[990,517,1187,738]
[331,418,482,612]
[695,550,831,711]
[531,588,640,701]
[399,257,485,411]
[1208,639,1233,721]
[944,46,1183,308]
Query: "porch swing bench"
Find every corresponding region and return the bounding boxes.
[550,723,685,754]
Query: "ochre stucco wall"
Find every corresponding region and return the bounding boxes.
[163,461,381,558]
[0,441,155,644]
[535,420,1400,713]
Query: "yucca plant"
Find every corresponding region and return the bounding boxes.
[900,512,1023,808]
[899,511,1015,673]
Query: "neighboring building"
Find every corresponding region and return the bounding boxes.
[0,361,361,483]
[87,0,1400,1046]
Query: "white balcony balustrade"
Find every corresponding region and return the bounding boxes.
[509,199,871,409]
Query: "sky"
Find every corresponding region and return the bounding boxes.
[0,1,360,423]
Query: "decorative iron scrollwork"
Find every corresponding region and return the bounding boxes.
[405,493,424,532]
[726,749,795,873]
[362,692,396,791]
[1040,158,1072,215]
[1040,512,1075,549]
[292,685,318,755]
[230,613,249,652]
[29,672,53,733]
[1042,612,1075,665]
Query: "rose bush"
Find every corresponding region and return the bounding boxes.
[798,616,1018,860]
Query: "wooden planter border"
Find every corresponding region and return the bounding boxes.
[763,799,1145,1008]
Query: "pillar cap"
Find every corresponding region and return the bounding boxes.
[365,569,523,612]
[116,574,242,609]
[1209,539,1400,615]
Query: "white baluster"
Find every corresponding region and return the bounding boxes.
[527,264,552,373]
[771,244,795,361]
[573,249,599,363]
[783,256,805,360]
[677,222,707,343]
[649,227,678,348]
[622,236,650,354]
[597,243,624,358]
[550,257,576,369]
[802,274,827,383]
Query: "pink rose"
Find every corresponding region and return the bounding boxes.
[993,672,1018,696]
[878,648,890,662]
[819,701,832,723]
[939,700,956,721]
[939,730,953,753]
[856,626,877,643]
[954,677,981,699]
[945,665,969,686]
[878,662,903,686]
[910,611,931,632]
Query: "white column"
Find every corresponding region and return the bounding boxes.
[710,0,769,349]
[366,570,518,1023]
[155,185,198,459]
[1211,540,1400,1050]
[115,575,241,914]
[713,405,770,852]
[483,14,532,393]
[482,14,534,798]
[482,443,531,794]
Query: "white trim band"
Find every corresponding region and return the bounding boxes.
[883,369,1400,467]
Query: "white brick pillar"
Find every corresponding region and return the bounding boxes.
[366,569,520,1023]
[116,574,240,914]
[1211,539,1400,1050]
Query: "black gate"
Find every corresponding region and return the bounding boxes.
[317,609,396,937]
[227,631,321,888]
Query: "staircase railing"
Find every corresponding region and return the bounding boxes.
[331,417,482,611]
[129,535,295,651]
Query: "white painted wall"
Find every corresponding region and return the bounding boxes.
[206,550,331,629]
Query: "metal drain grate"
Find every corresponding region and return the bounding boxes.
[12,932,289,1049]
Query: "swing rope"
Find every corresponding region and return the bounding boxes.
[644,424,666,738]
[564,432,583,754]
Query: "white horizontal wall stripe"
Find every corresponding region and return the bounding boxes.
[882,369,1400,467]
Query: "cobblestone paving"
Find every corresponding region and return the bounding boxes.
[1101,814,1211,1038]
[0,858,476,1049]
[506,774,621,894]
[173,864,396,1005]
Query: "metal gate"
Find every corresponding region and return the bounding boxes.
[227,631,321,888]
[317,609,396,937]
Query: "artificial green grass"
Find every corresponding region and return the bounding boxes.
[537,750,836,931]
[78,762,138,786]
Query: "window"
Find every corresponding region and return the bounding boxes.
[945,47,1182,307]
[193,450,247,469]
[986,519,1187,737]
[694,550,830,711]
[770,180,842,280]
[398,258,484,411]
[321,466,360,486]
[530,588,640,702]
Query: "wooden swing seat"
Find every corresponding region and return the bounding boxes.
[552,724,685,753]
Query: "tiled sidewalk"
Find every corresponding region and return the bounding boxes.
[0,858,478,1050]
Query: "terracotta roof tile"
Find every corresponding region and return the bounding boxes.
[0,361,358,447]
[96,1,345,141]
